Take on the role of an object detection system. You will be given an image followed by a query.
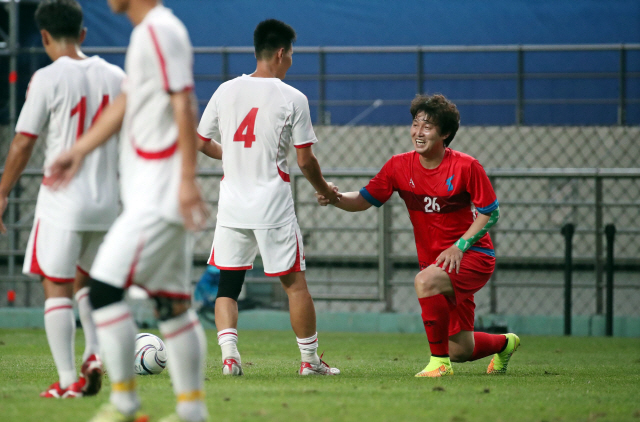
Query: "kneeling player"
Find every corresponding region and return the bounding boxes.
[317,94,519,377]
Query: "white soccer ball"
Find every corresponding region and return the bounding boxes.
[134,333,167,375]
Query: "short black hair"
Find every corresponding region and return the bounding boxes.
[35,0,83,40]
[410,94,460,147]
[254,19,296,60]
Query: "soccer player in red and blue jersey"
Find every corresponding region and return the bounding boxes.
[317,94,520,377]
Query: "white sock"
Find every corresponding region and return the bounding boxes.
[217,328,240,362]
[44,298,77,388]
[75,287,99,362]
[92,301,139,416]
[297,332,320,365]
[159,310,208,422]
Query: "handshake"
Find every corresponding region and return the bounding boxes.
[315,182,342,206]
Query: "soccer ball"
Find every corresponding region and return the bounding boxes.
[134,333,167,375]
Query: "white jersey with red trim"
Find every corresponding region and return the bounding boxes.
[120,5,194,222]
[198,75,318,229]
[15,56,124,231]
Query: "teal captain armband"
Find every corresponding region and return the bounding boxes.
[454,207,500,252]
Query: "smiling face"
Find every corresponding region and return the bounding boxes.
[410,111,448,155]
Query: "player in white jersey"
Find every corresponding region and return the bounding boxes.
[0,0,123,399]
[48,1,208,421]
[197,19,341,376]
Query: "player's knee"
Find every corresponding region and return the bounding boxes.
[217,269,246,301]
[153,296,189,321]
[89,279,125,310]
[414,267,440,296]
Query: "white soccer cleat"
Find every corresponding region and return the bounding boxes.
[299,354,340,376]
[222,358,243,376]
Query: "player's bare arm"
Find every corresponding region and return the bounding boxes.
[0,133,39,234]
[296,146,340,204]
[197,137,222,160]
[171,89,208,231]
[316,188,372,212]
[435,208,500,274]
[48,93,127,188]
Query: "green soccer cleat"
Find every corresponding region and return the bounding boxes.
[89,403,148,422]
[415,356,454,378]
[487,333,520,375]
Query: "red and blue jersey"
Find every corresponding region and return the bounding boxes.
[361,149,498,269]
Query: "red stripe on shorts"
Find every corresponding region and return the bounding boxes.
[264,234,302,277]
[29,220,74,283]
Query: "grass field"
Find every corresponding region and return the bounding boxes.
[1,329,639,422]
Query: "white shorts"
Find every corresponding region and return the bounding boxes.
[23,218,105,283]
[90,210,193,299]
[209,220,305,277]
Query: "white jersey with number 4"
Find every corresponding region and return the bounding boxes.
[15,56,124,231]
[198,75,318,229]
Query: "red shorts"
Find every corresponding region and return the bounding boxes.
[431,249,495,336]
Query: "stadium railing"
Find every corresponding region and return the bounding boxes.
[3,43,640,127]
[1,168,638,323]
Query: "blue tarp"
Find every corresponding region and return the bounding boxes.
[24,1,640,124]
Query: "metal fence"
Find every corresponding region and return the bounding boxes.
[1,140,639,319]
[1,43,639,320]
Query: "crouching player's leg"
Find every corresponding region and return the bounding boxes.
[448,301,520,375]
[414,250,519,377]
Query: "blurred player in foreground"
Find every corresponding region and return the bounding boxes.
[317,94,520,377]
[197,19,341,376]
[0,0,123,398]
[48,0,208,420]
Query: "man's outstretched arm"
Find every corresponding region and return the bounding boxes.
[296,146,340,205]
[316,187,372,212]
[171,90,208,231]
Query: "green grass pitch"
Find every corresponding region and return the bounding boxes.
[1,329,639,422]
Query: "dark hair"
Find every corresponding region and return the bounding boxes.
[35,0,83,40]
[410,94,460,147]
[254,19,296,60]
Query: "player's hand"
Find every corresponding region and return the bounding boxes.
[179,178,209,231]
[0,195,8,234]
[315,182,341,206]
[47,149,85,189]
[435,245,464,274]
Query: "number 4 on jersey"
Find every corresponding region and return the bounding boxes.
[234,108,259,148]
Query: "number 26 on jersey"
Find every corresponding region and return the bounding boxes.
[424,196,440,213]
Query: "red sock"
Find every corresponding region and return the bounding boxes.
[418,295,452,357]
[468,332,508,361]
